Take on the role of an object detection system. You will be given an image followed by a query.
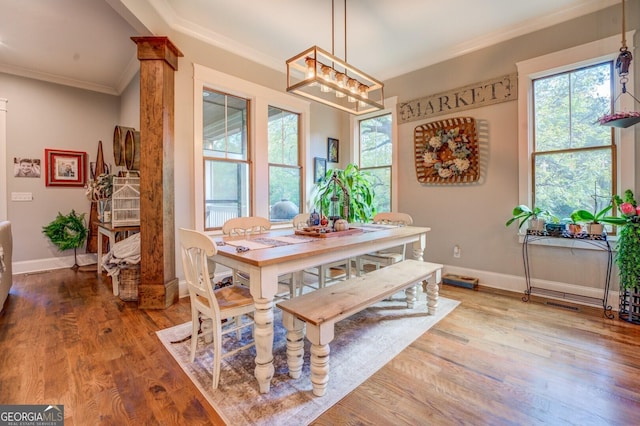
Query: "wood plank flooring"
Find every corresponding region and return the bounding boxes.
[1,268,639,425]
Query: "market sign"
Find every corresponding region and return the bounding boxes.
[397,73,517,125]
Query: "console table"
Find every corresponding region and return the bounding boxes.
[522,230,614,318]
[96,221,140,295]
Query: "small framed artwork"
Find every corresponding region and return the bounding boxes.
[45,149,87,187]
[327,138,339,163]
[314,157,327,182]
[14,157,41,178]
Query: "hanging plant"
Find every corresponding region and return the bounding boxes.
[42,210,88,269]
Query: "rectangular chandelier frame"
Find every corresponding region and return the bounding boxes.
[286,45,384,115]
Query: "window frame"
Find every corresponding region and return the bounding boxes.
[516,33,635,245]
[351,96,399,212]
[193,64,310,232]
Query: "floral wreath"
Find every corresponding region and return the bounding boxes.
[422,127,472,179]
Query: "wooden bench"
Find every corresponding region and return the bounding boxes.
[276,259,443,397]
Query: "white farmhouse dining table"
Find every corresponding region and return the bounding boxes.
[209,224,431,394]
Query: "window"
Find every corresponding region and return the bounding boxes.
[359,113,392,213]
[532,62,615,222]
[202,89,250,230]
[193,64,311,232]
[268,106,301,222]
[517,34,635,238]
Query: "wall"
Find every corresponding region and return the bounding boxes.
[385,2,640,298]
[1,73,120,271]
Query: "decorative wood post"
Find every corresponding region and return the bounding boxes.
[131,36,183,309]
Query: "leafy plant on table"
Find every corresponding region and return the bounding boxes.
[505,205,554,230]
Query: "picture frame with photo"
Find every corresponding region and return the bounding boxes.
[314,157,327,182]
[45,149,87,187]
[14,157,41,178]
[327,137,339,163]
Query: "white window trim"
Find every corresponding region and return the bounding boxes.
[193,64,310,232]
[516,33,635,247]
[350,96,399,212]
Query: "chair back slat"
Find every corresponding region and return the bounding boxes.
[222,216,271,236]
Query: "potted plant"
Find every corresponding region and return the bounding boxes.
[570,203,620,235]
[505,205,553,232]
[42,210,88,270]
[85,173,114,222]
[564,214,583,235]
[311,163,376,223]
[610,189,640,324]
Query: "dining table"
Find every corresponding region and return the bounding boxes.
[209,223,431,394]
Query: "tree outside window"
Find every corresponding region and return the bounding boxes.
[359,113,392,213]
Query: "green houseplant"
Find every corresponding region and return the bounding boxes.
[42,210,88,269]
[311,163,376,223]
[505,205,553,231]
[610,190,640,324]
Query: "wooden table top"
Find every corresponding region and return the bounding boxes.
[212,225,431,267]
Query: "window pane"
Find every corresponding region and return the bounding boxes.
[269,166,300,222]
[360,114,392,167]
[203,90,248,159]
[534,63,612,151]
[366,166,391,213]
[268,106,299,166]
[204,159,249,228]
[534,148,613,220]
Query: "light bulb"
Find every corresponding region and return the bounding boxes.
[347,78,358,103]
[334,72,346,98]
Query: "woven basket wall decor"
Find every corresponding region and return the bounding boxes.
[414,117,479,184]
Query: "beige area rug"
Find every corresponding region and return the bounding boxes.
[156,292,459,425]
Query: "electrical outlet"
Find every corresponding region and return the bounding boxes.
[453,245,461,258]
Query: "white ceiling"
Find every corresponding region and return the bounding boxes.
[0,0,620,96]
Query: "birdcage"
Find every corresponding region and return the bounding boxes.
[111,173,140,226]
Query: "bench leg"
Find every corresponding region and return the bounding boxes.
[306,324,334,397]
[309,343,330,397]
[405,284,417,309]
[423,273,440,315]
[281,312,305,379]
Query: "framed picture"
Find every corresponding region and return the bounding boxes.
[13,157,41,178]
[314,157,327,182]
[327,138,339,163]
[45,149,87,187]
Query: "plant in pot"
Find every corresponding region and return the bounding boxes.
[310,163,376,224]
[564,214,584,235]
[505,205,553,232]
[42,210,88,270]
[570,203,619,236]
[611,190,640,324]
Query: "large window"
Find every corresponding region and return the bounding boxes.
[268,106,301,222]
[194,64,311,232]
[359,113,392,213]
[517,34,635,238]
[532,62,615,222]
[202,89,250,230]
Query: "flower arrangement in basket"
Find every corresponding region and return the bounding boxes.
[422,127,472,179]
[85,173,114,221]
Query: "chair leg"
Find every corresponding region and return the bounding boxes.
[212,321,223,389]
[190,309,200,362]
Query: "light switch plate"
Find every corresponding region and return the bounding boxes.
[11,192,33,201]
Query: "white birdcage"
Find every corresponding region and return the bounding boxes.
[111,174,140,226]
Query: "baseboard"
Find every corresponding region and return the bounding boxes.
[12,253,98,274]
[442,264,620,312]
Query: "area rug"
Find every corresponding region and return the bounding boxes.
[156,293,459,425]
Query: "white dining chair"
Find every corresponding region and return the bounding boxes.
[292,213,353,293]
[179,227,255,389]
[222,216,297,298]
[356,212,414,275]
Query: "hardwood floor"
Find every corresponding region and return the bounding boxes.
[1,268,639,425]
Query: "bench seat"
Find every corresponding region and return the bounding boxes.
[276,259,443,396]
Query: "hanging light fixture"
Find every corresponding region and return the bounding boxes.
[598,0,640,128]
[286,0,384,115]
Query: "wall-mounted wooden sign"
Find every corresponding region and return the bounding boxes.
[398,73,517,125]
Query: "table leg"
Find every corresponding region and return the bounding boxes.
[282,311,305,379]
[306,324,333,397]
[253,297,275,393]
[97,229,103,275]
[412,233,426,261]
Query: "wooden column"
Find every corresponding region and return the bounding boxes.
[131,36,183,309]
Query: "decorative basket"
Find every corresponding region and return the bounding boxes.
[118,264,140,302]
